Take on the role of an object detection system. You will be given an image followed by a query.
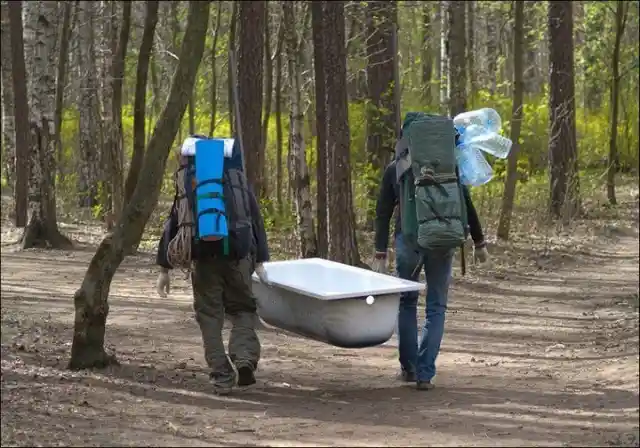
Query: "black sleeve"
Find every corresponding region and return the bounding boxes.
[248,187,270,264]
[156,197,179,269]
[462,185,486,246]
[374,163,398,253]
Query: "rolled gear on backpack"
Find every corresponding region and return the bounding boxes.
[394,112,470,273]
[167,135,255,269]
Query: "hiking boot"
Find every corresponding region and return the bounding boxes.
[416,380,435,391]
[396,369,416,383]
[210,371,236,396]
[236,362,257,387]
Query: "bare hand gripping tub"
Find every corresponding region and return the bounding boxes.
[252,258,425,348]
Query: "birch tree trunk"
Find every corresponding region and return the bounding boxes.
[77,0,101,208]
[21,0,70,249]
[283,1,317,258]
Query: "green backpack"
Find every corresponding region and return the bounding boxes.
[395,112,469,255]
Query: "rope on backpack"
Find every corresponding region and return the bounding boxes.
[166,166,193,270]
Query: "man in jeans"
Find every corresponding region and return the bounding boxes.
[372,159,488,390]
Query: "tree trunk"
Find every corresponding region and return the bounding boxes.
[68,1,210,370]
[53,1,74,188]
[238,0,265,198]
[1,1,16,192]
[548,1,579,221]
[466,0,475,106]
[227,1,237,135]
[21,0,71,250]
[421,3,433,105]
[208,3,222,136]
[7,0,28,227]
[486,8,498,95]
[497,0,525,241]
[283,1,317,258]
[124,0,159,207]
[274,20,284,217]
[439,1,449,111]
[365,0,397,228]
[260,3,274,198]
[311,0,327,258]
[323,0,361,267]
[108,1,132,226]
[447,1,466,117]
[434,3,442,107]
[606,1,628,206]
[98,1,117,223]
[77,0,101,209]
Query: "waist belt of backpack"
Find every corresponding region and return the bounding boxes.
[194,178,229,256]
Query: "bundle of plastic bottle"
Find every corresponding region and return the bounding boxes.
[453,108,513,187]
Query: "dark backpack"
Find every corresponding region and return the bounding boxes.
[168,136,254,268]
[395,112,469,254]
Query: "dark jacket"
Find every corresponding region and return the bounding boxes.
[374,160,486,253]
[156,184,270,270]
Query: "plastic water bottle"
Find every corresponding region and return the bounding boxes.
[454,108,503,134]
[459,124,513,159]
[456,143,493,186]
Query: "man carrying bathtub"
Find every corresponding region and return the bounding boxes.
[154,136,271,396]
[372,158,489,390]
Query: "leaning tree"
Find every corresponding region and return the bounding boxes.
[68,1,211,370]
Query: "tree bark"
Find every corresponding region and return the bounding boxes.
[439,1,449,111]
[311,0,328,258]
[108,1,132,225]
[208,3,222,136]
[274,19,284,217]
[365,0,397,228]
[1,1,16,192]
[227,1,238,135]
[606,1,628,206]
[323,0,361,267]
[421,3,433,105]
[53,1,74,187]
[7,0,28,227]
[77,0,101,209]
[283,1,317,259]
[68,1,210,370]
[238,0,265,198]
[548,1,579,221]
[124,0,159,207]
[497,0,525,241]
[260,3,274,198]
[466,0,475,106]
[21,0,71,250]
[447,1,466,117]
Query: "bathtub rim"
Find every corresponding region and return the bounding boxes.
[251,257,425,300]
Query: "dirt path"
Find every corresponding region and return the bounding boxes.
[1,231,638,447]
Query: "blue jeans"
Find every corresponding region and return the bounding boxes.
[395,233,453,382]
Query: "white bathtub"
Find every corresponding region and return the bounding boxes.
[251,258,425,348]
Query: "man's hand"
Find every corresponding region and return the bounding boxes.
[473,243,490,265]
[255,263,271,285]
[371,251,388,273]
[156,269,170,297]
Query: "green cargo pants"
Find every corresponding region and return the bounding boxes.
[191,256,260,386]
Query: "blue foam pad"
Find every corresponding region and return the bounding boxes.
[195,139,228,239]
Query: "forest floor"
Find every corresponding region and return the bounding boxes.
[1,186,639,447]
